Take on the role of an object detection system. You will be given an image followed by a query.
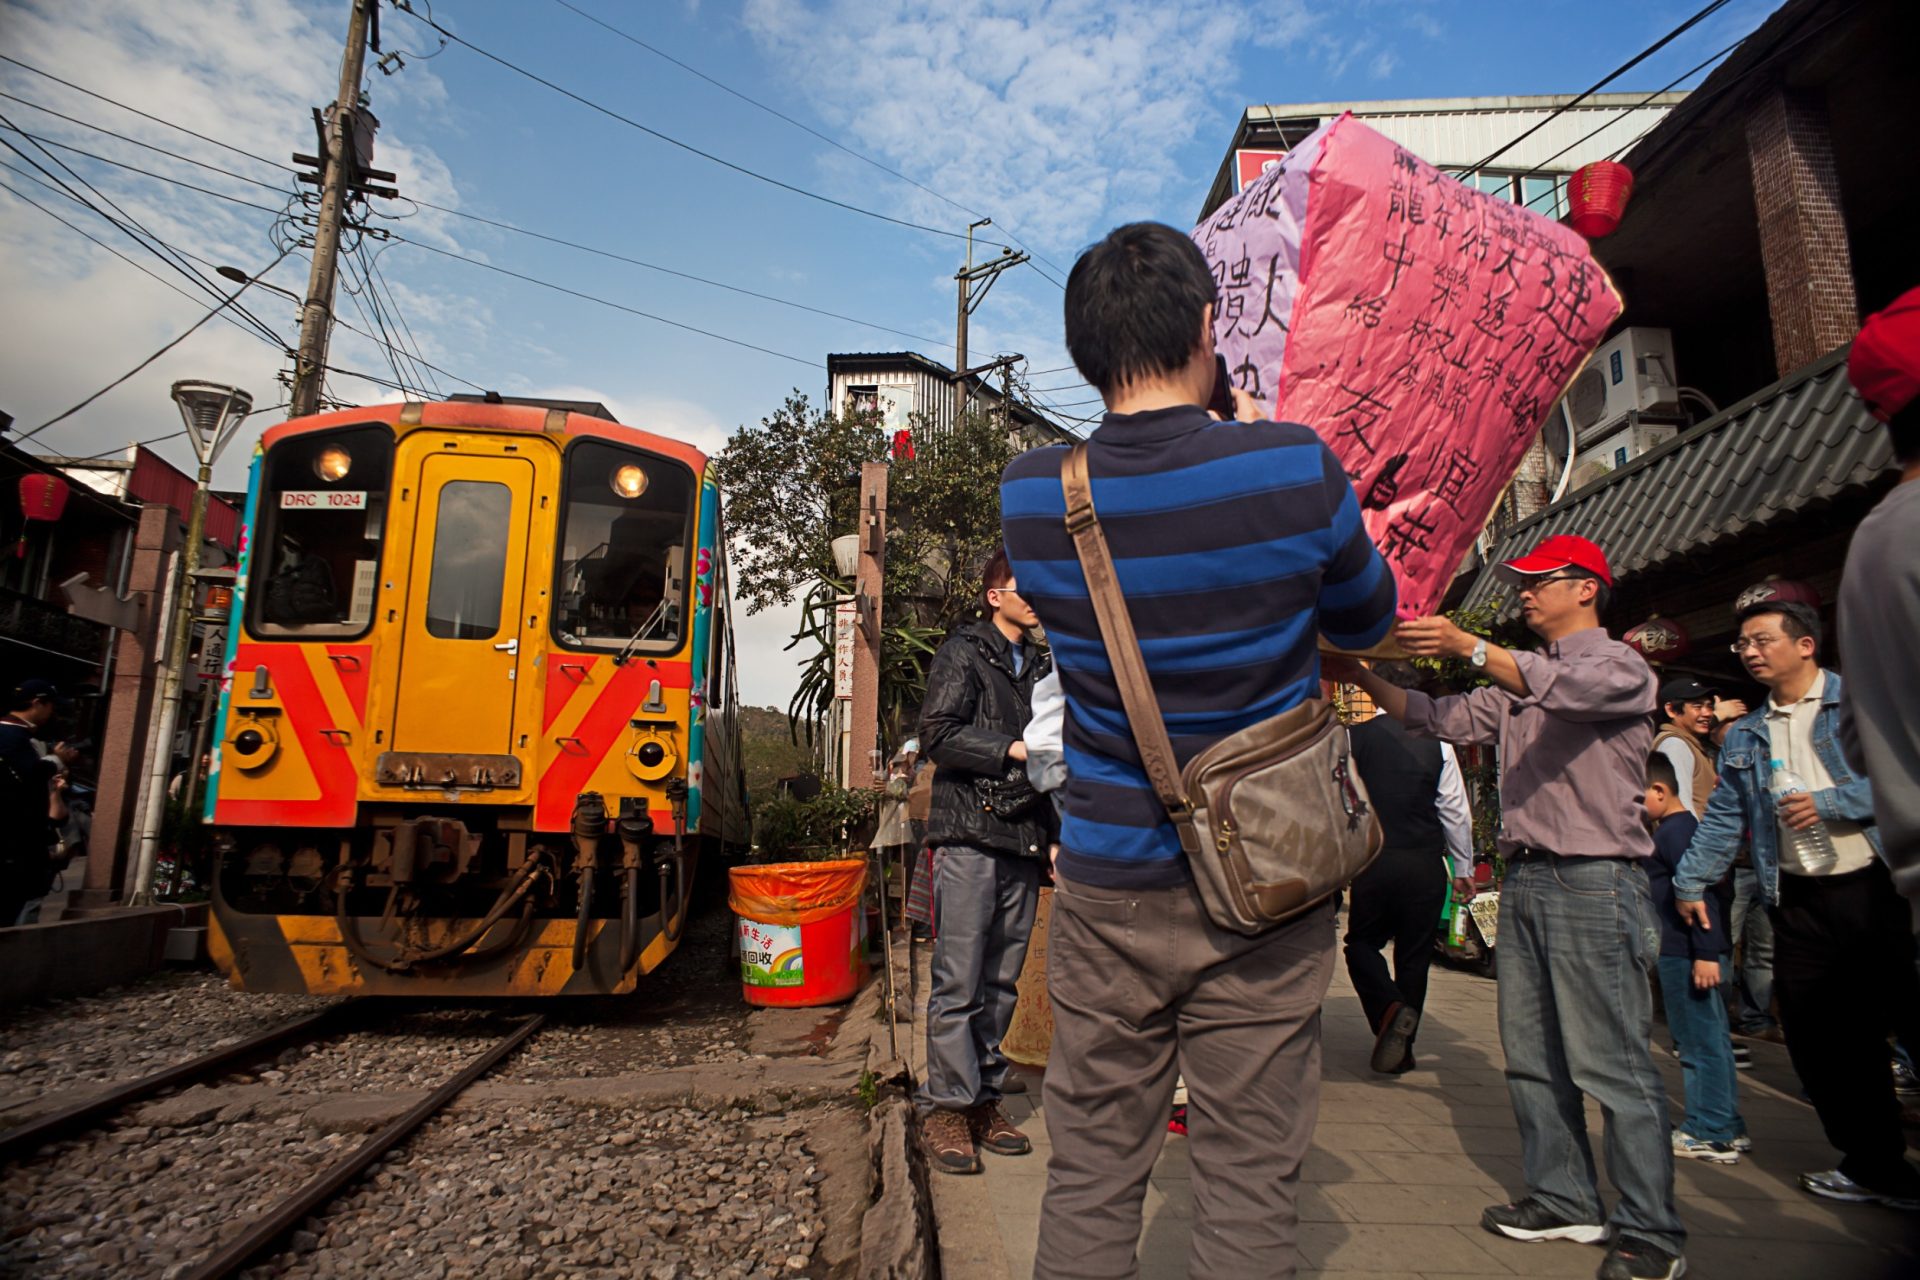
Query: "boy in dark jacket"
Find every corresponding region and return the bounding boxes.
[1645,752,1748,1163]
[915,548,1053,1175]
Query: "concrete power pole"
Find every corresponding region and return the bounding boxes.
[953,219,1028,423]
[846,462,889,789]
[289,0,375,418]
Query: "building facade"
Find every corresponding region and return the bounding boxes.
[827,352,1076,449]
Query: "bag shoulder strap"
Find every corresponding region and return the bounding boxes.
[1060,445,1196,844]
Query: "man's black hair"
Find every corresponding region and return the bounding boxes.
[1889,401,1920,466]
[1736,599,1822,655]
[1368,660,1427,691]
[1646,750,1680,793]
[981,545,1013,613]
[1572,569,1611,617]
[1064,222,1216,396]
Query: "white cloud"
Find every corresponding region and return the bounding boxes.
[1370,49,1399,81]
[742,0,1326,255]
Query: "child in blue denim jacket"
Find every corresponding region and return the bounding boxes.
[1645,752,1748,1162]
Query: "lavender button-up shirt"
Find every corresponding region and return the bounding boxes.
[1402,627,1659,859]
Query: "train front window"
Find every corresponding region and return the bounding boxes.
[553,441,694,653]
[424,481,510,639]
[249,426,392,638]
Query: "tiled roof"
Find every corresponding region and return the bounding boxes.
[1461,344,1893,616]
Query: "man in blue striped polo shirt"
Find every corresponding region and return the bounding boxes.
[1001,221,1395,1279]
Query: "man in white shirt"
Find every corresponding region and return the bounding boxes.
[1675,601,1920,1209]
[1342,663,1476,1075]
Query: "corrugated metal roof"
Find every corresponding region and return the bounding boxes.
[1460,345,1893,617]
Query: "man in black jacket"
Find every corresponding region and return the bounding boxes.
[2,678,75,927]
[916,548,1052,1175]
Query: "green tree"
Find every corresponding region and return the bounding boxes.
[714,393,1025,752]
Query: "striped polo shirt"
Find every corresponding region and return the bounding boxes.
[1000,405,1396,889]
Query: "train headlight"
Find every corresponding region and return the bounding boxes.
[610,463,649,500]
[314,445,352,482]
[228,717,279,770]
[625,729,677,782]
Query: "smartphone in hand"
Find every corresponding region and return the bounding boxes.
[1207,354,1236,418]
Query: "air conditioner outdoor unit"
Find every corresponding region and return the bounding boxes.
[1562,327,1680,447]
[1576,421,1680,476]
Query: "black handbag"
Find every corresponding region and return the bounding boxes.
[974,761,1044,821]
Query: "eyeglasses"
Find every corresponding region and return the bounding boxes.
[1518,573,1587,594]
[1729,634,1783,654]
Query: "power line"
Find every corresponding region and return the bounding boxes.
[0,79,959,349]
[13,246,292,446]
[547,0,1073,283]
[1,123,824,370]
[391,0,1014,250]
[1454,0,1733,177]
[395,237,818,366]
[0,119,288,346]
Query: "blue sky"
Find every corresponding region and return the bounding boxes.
[0,0,1778,706]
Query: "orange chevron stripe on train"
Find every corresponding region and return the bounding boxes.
[201,398,748,996]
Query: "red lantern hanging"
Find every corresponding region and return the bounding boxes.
[1734,576,1821,614]
[891,428,915,461]
[1568,160,1635,239]
[15,473,71,558]
[1625,614,1690,664]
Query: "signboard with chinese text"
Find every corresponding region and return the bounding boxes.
[834,598,856,700]
[1195,114,1622,617]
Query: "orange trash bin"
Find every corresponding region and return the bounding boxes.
[728,860,869,1007]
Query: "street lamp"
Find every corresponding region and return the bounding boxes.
[128,381,252,905]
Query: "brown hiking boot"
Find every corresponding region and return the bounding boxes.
[970,1101,1032,1156]
[922,1107,981,1175]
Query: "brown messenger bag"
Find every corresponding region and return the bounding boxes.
[1060,444,1383,935]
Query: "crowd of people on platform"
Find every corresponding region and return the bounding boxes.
[0,677,84,927]
[902,222,1920,1280]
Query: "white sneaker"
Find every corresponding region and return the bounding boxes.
[1671,1132,1740,1164]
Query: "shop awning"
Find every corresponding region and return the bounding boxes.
[1460,345,1893,617]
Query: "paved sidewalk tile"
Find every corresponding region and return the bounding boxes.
[923,938,1920,1279]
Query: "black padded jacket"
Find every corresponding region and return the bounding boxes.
[918,621,1054,858]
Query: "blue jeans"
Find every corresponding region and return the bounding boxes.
[1656,956,1745,1143]
[1499,857,1684,1254]
[1729,868,1777,1032]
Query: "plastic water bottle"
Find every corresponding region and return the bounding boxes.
[1769,760,1838,873]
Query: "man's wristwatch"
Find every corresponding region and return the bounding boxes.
[1469,638,1489,669]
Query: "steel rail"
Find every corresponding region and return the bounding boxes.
[0,1002,358,1163]
[185,1013,546,1280]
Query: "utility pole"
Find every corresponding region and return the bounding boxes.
[289,0,377,418]
[846,462,889,789]
[954,218,1028,423]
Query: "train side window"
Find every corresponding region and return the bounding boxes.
[553,441,695,653]
[250,425,392,638]
[424,480,511,639]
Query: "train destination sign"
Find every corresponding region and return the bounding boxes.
[1194,113,1621,616]
[280,490,368,509]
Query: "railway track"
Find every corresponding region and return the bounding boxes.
[0,1004,546,1280]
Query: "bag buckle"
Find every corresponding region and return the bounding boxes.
[1065,497,1099,536]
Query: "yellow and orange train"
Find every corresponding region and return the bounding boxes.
[202,400,748,996]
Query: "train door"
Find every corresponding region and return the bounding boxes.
[389,450,535,754]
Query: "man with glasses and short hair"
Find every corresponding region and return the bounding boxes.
[915,548,1054,1177]
[1337,534,1684,1280]
[1674,601,1920,1211]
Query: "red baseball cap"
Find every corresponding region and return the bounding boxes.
[1850,285,1920,423]
[1495,534,1613,586]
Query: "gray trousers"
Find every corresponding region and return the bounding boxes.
[916,845,1041,1114]
[1036,876,1335,1280]
[1729,867,1777,1032]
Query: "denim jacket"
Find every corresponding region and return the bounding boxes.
[1674,669,1881,906]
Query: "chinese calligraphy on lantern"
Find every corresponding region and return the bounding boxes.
[1193,115,1622,617]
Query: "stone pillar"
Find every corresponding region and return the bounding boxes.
[1745,87,1858,377]
[77,505,179,910]
[846,462,889,791]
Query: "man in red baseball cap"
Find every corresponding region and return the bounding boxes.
[1331,534,1683,1278]
[1839,285,1920,917]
